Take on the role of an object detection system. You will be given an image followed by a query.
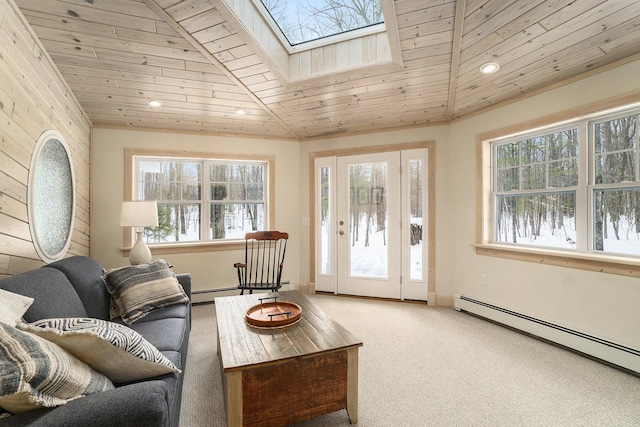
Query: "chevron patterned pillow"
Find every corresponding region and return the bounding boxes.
[18,318,180,384]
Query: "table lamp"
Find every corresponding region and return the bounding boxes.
[119,201,159,265]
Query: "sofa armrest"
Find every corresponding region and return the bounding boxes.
[176,273,192,301]
[0,381,170,427]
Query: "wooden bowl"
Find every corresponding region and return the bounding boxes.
[245,301,302,329]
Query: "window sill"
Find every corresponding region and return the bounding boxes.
[474,243,640,278]
[121,240,245,256]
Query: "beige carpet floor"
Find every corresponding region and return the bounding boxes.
[180,293,640,426]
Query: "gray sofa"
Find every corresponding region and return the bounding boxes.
[0,256,191,427]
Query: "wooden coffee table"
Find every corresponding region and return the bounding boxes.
[215,291,363,427]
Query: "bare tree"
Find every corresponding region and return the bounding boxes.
[302,0,382,39]
[261,0,383,45]
[260,0,299,43]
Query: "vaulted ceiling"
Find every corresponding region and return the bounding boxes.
[14,0,640,140]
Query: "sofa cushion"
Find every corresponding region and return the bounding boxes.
[128,303,190,324]
[47,256,111,320]
[0,322,114,414]
[18,318,180,384]
[0,290,33,326]
[102,260,189,325]
[0,381,171,427]
[0,268,88,322]
[128,318,188,353]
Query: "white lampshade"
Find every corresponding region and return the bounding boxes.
[119,201,158,265]
[119,201,159,227]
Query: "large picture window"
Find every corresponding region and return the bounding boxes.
[132,154,269,245]
[490,108,640,257]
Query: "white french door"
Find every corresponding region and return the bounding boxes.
[336,152,401,298]
[315,149,428,301]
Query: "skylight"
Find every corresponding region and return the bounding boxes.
[258,0,384,47]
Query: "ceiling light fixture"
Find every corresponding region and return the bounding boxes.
[235,108,247,115]
[148,99,162,107]
[479,62,500,74]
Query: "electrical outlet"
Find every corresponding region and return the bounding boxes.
[302,218,310,226]
[480,274,487,286]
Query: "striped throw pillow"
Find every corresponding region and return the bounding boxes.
[0,321,114,414]
[19,318,180,384]
[101,259,189,325]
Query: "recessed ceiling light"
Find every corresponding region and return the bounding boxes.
[235,108,247,115]
[148,99,162,107]
[479,62,500,74]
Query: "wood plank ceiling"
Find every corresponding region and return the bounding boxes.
[13,0,640,140]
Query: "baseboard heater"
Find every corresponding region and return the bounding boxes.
[191,281,293,304]
[191,288,237,303]
[454,294,640,374]
[193,288,237,294]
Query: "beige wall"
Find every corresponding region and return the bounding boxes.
[0,1,91,277]
[90,128,300,296]
[447,60,640,349]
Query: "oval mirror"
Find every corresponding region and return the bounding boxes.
[28,130,75,263]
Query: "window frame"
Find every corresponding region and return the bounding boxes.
[252,0,386,53]
[476,97,640,277]
[490,123,585,251]
[123,149,275,255]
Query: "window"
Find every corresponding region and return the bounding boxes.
[129,152,271,246]
[490,107,640,257]
[257,0,384,47]
[493,127,579,249]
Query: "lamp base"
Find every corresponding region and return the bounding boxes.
[129,231,152,265]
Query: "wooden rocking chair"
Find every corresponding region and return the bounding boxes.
[234,231,288,295]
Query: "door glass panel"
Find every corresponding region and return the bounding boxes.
[349,162,388,278]
[409,159,423,280]
[320,166,331,274]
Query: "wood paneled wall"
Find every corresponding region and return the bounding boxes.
[0,1,91,277]
[289,32,392,82]
[218,0,290,80]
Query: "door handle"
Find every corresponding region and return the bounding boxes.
[339,230,345,235]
